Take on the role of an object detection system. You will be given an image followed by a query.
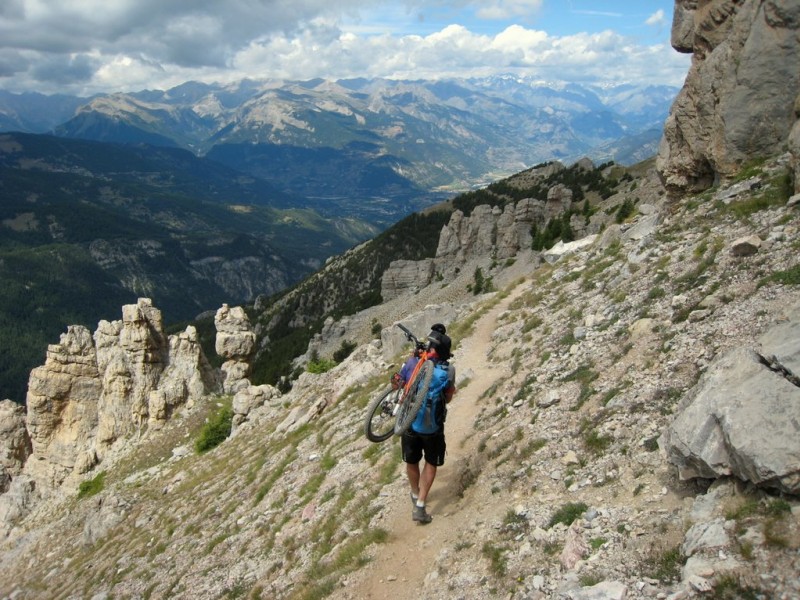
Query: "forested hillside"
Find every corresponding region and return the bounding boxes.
[0,133,376,402]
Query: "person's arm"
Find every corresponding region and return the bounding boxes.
[398,355,418,384]
[444,365,456,403]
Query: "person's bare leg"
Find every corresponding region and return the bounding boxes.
[417,463,437,503]
[406,462,420,496]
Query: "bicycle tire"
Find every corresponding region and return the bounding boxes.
[394,360,434,436]
[364,386,402,443]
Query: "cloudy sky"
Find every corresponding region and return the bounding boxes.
[0,0,690,97]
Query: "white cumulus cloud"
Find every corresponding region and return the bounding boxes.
[646,9,666,26]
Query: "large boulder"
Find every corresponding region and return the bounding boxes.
[662,308,800,494]
[658,0,800,194]
[214,305,256,360]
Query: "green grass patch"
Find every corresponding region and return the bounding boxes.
[481,542,508,577]
[639,544,684,582]
[758,263,800,288]
[721,171,792,220]
[547,502,588,529]
[77,471,106,499]
[709,573,761,600]
[579,573,604,587]
[724,499,761,521]
[733,158,767,181]
[590,537,607,551]
[254,451,298,506]
[298,527,389,600]
[519,438,547,460]
[584,429,612,455]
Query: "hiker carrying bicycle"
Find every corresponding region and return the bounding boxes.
[392,323,445,390]
[401,324,456,525]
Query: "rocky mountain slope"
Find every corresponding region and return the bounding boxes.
[1,2,799,598]
[0,148,797,600]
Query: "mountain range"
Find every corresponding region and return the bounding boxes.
[1,76,677,196]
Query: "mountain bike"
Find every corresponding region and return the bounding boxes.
[363,324,435,442]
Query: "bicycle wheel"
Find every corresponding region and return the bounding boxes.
[364,386,402,443]
[394,360,434,436]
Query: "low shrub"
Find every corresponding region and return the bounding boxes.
[195,400,234,454]
[307,358,336,374]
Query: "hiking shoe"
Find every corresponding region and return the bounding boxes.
[412,505,432,524]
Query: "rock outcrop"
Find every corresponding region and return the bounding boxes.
[379,259,436,303]
[658,0,800,194]
[434,201,548,282]
[25,324,104,488]
[0,401,29,494]
[380,159,628,301]
[662,308,800,494]
[215,304,256,394]
[381,200,552,301]
[7,299,219,495]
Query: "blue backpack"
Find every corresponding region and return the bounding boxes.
[411,362,451,434]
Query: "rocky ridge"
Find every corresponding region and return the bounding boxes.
[0,150,797,599]
[380,167,603,303]
[0,298,225,535]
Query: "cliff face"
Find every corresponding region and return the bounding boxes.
[657,0,800,194]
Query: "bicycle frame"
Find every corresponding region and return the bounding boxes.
[364,323,436,441]
[396,324,432,398]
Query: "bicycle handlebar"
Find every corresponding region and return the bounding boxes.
[395,323,424,349]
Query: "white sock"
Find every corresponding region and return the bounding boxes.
[416,500,425,508]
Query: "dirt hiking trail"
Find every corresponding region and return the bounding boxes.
[331,284,527,599]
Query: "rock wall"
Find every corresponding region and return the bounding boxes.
[657,0,800,194]
[382,198,585,301]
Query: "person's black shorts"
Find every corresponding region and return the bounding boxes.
[401,430,446,466]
